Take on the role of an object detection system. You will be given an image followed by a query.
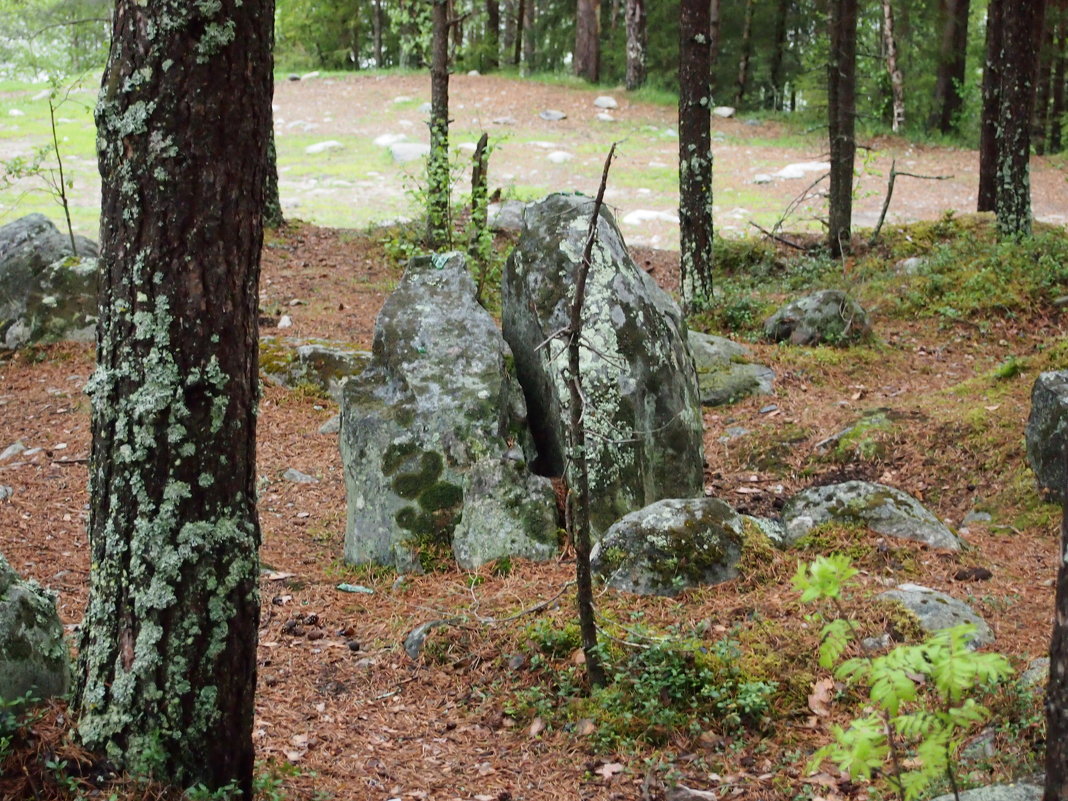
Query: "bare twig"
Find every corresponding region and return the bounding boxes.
[748,221,808,251]
[869,158,954,245]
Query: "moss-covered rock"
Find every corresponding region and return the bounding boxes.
[0,214,99,349]
[0,551,70,703]
[1025,371,1068,503]
[763,289,870,347]
[781,480,960,550]
[877,583,994,649]
[501,194,705,536]
[590,498,746,596]
[260,336,371,401]
[340,252,556,572]
[689,330,775,406]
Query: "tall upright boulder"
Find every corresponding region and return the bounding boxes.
[1026,371,1068,502]
[502,193,704,535]
[0,214,99,349]
[339,252,557,572]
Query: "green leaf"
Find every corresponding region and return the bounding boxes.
[819,619,854,669]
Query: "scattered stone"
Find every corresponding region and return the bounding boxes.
[31,90,51,101]
[962,510,993,525]
[389,142,432,163]
[781,480,961,550]
[861,633,893,653]
[0,551,70,703]
[467,70,480,76]
[340,252,557,572]
[335,583,374,594]
[718,426,749,442]
[689,331,775,407]
[1020,656,1049,689]
[763,289,871,346]
[666,783,719,801]
[404,617,461,660]
[373,133,408,147]
[622,209,680,225]
[492,116,517,125]
[539,109,567,121]
[596,112,615,122]
[895,256,928,275]
[456,142,478,153]
[593,96,618,109]
[304,140,343,154]
[418,102,432,114]
[929,782,1043,801]
[0,214,99,349]
[878,583,994,648]
[712,106,735,118]
[0,441,26,462]
[502,194,704,535]
[774,161,831,179]
[547,150,573,164]
[741,514,787,547]
[759,404,779,415]
[487,200,528,232]
[0,486,11,501]
[1054,295,1068,307]
[283,468,318,484]
[814,410,893,458]
[591,498,746,596]
[8,109,25,117]
[301,71,320,80]
[954,566,993,582]
[287,73,301,81]
[277,315,293,329]
[1026,371,1068,502]
[744,118,762,126]
[319,414,341,435]
[392,95,413,104]
[753,174,773,184]
[260,338,372,402]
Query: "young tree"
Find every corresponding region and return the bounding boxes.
[625,0,646,91]
[522,0,536,73]
[428,0,451,247]
[575,0,600,82]
[678,0,714,310]
[766,0,791,111]
[734,0,755,107]
[74,0,271,796]
[929,0,971,133]
[1052,1,1068,153]
[977,0,1004,212]
[827,0,857,257]
[881,0,905,132]
[486,0,501,69]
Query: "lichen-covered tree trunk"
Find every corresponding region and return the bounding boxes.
[486,0,500,69]
[1036,13,1056,155]
[766,0,790,111]
[930,0,971,133]
[374,0,384,66]
[428,0,451,248]
[678,0,714,312]
[522,0,536,74]
[73,1,271,795]
[978,0,1005,212]
[734,0,754,107]
[1045,460,1068,801]
[624,0,646,91]
[994,0,1046,237]
[827,0,857,257]
[881,0,905,132]
[1052,2,1068,153]
[575,0,600,83]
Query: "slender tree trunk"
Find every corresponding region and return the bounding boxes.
[709,0,721,78]
[1045,446,1068,801]
[487,0,500,69]
[449,0,463,52]
[264,127,283,228]
[575,0,600,82]
[502,0,516,59]
[74,1,270,795]
[610,0,621,29]
[625,0,646,91]
[428,0,451,248]
[930,0,970,132]
[1035,9,1056,155]
[734,0,754,108]
[373,0,384,67]
[767,0,790,110]
[1052,2,1068,152]
[994,0,1047,237]
[678,0,714,311]
[827,0,858,257]
[514,0,525,66]
[978,0,1005,212]
[882,0,905,132]
[523,0,536,73]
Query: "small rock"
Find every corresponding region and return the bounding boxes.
[418,102,432,114]
[745,118,762,126]
[712,106,735,118]
[962,509,993,525]
[774,161,831,179]
[759,404,778,414]
[954,566,993,582]
[487,200,528,232]
[621,209,680,225]
[0,441,26,462]
[764,289,870,346]
[753,174,773,184]
[878,583,994,648]
[9,108,25,117]
[304,140,343,155]
[283,468,318,484]
[1020,656,1049,689]
[0,486,12,501]
[388,142,431,163]
[539,109,567,121]
[456,142,477,153]
[928,784,1042,801]
[318,414,341,435]
[596,112,615,122]
[373,133,408,147]
[547,151,573,164]
[287,73,301,81]
[277,315,293,328]
[467,70,480,76]
[392,95,412,104]
[301,71,320,80]
[492,116,517,125]
[593,95,618,109]
[895,256,928,275]
[718,426,749,442]
[336,583,374,594]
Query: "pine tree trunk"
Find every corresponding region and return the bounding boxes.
[882,0,905,132]
[1035,10,1056,155]
[575,0,600,82]
[734,0,754,107]
[709,0,721,94]
[523,0,536,73]
[514,0,525,66]
[978,0,1005,212]
[678,0,714,311]
[264,128,283,228]
[625,0,646,91]
[1045,448,1068,801]
[74,1,270,795]
[428,0,451,248]
[827,0,857,257]
[487,0,500,69]
[374,0,384,66]
[767,0,790,110]
[994,0,1046,237]
[930,0,970,132]
[1051,2,1068,152]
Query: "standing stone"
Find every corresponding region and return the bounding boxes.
[1025,371,1068,502]
[763,289,870,346]
[502,193,704,535]
[340,252,557,572]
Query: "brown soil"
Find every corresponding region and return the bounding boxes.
[0,220,1061,801]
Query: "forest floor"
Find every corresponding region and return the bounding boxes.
[1,71,1067,801]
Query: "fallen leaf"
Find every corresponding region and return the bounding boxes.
[596,762,624,780]
[570,648,586,665]
[808,677,834,718]
[576,718,597,736]
[529,716,546,737]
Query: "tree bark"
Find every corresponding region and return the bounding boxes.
[486,0,500,69]
[373,0,384,67]
[1045,446,1068,801]
[930,0,971,133]
[882,0,905,132]
[734,0,754,108]
[767,0,790,110]
[74,0,270,795]
[1052,1,1068,152]
[827,0,857,257]
[522,0,536,73]
[1035,9,1056,155]
[678,0,714,311]
[264,128,283,228]
[625,0,646,91]
[575,0,600,83]
[514,0,525,66]
[978,0,1005,212]
[428,0,451,248]
[994,0,1046,237]
[709,0,721,78]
